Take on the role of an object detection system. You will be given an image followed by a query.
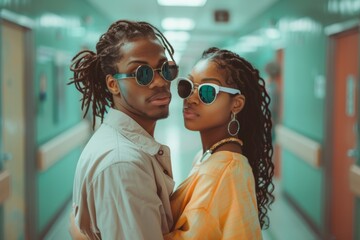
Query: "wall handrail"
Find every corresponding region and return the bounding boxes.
[275,125,322,168]
[37,120,91,171]
[0,170,10,204]
[349,164,360,197]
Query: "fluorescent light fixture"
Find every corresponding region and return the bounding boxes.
[238,35,265,48]
[164,31,191,42]
[283,18,322,32]
[157,0,207,7]
[39,13,81,27]
[233,43,257,53]
[265,28,280,39]
[162,18,195,31]
[328,0,360,14]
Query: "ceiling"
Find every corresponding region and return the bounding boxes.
[85,0,278,74]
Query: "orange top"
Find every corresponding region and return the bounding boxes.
[164,151,262,240]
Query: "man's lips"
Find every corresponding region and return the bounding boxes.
[148,92,171,106]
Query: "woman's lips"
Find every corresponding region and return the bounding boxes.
[183,108,199,119]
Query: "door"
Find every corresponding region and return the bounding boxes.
[330,27,359,240]
[1,20,26,240]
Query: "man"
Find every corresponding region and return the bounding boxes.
[69,20,178,239]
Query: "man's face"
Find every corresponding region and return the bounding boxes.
[114,37,172,124]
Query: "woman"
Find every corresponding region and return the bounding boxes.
[164,47,274,239]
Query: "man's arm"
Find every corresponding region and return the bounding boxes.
[89,162,164,240]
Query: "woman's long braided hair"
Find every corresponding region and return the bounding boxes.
[201,47,275,229]
[69,20,175,128]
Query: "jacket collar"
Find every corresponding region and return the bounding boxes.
[103,108,163,156]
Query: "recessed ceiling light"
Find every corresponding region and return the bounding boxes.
[162,18,195,31]
[157,0,207,7]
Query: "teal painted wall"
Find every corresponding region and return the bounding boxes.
[1,0,111,237]
[37,149,80,231]
[281,27,326,230]
[282,150,324,227]
[283,28,326,141]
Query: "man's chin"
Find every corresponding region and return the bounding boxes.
[153,112,169,120]
[150,108,169,120]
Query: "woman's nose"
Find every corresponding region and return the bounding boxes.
[186,86,199,104]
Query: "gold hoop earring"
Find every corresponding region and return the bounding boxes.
[228,112,240,136]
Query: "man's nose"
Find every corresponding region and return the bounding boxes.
[149,70,168,88]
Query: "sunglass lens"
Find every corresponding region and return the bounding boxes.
[162,62,178,81]
[199,85,216,104]
[136,65,154,85]
[177,79,192,99]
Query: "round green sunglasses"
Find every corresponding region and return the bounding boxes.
[113,61,178,86]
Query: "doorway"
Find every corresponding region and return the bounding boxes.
[0,11,36,240]
[325,21,359,240]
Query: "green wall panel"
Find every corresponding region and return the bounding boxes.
[37,148,80,232]
[283,29,326,142]
[282,149,324,228]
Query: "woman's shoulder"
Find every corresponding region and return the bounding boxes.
[196,151,251,177]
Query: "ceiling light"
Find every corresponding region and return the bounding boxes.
[238,35,265,48]
[157,0,207,7]
[265,28,280,39]
[164,31,191,42]
[39,13,81,27]
[162,18,195,31]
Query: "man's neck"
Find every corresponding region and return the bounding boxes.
[114,106,156,136]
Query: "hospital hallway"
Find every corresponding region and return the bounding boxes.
[1,0,360,239]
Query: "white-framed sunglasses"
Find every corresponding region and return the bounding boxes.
[177,77,241,105]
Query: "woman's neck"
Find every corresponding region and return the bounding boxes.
[200,132,242,154]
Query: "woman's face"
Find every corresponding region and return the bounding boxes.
[182,59,243,133]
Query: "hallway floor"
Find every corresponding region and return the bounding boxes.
[44,180,320,240]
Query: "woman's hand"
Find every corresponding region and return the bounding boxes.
[69,212,88,240]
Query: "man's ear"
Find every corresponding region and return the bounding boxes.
[106,74,121,95]
[232,94,245,114]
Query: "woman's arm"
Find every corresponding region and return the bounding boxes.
[69,212,88,240]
